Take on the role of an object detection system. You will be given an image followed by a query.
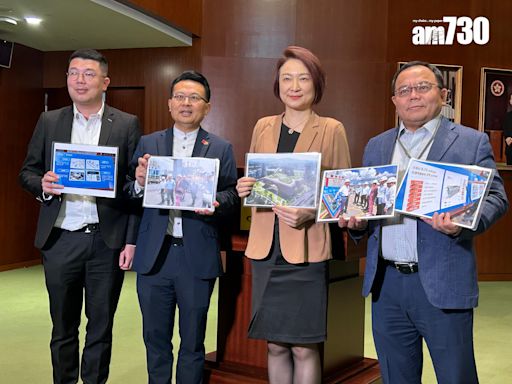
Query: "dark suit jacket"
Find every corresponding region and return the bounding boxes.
[128,127,238,279]
[19,105,141,250]
[361,117,508,309]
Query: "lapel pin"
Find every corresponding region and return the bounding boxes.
[107,118,113,122]
[201,139,209,145]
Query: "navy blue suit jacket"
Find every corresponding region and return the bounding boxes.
[128,127,238,279]
[362,117,508,309]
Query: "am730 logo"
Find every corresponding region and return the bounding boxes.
[412,16,489,45]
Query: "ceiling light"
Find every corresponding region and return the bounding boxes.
[0,16,17,25]
[25,17,42,25]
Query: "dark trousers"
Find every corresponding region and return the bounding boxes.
[376,202,386,216]
[506,146,512,165]
[41,227,124,384]
[137,237,215,384]
[371,262,478,384]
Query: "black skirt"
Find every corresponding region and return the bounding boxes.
[248,224,328,344]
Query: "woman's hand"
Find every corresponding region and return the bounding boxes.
[338,216,368,231]
[272,206,316,228]
[236,176,256,198]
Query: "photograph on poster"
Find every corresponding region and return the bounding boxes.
[396,62,462,124]
[143,156,219,211]
[52,142,118,198]
[478,67,512,164]
[395,159,494,230]
[244,152,321,208]
[317,164,398,222]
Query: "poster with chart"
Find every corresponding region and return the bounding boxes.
[395,159,495,230]
[52,142,118,198]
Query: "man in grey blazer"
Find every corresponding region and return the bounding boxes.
[19,49,141,384]
[340,61,508,383]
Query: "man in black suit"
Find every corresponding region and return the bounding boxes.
[19,49,141,384]
[127,71,238,383]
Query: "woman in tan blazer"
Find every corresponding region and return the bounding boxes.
[237,46,351,384]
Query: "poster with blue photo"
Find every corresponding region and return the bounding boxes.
[52,142,118,198]
[395,159,495,230]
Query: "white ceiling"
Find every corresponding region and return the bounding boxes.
[0,0,192,51]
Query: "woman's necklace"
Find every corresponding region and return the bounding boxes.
[283,113,311,134]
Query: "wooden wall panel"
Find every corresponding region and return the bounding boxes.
[295,0,389,166]
[475,168,512,280]
[201,0,296,166]
[0,44,44,270]
[121,0,202,36]
[202,0,296,58]
[202,56,283,167]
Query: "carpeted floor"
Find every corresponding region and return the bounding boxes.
[1,266,510,383]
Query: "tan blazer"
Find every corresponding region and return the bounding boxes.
[245,112,351,263]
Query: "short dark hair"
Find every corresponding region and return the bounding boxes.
[273,46,325,105]
[170,70,211,102]
[391,61,444,94]
[68,49,108,75]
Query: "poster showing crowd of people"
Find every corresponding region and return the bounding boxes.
[317,165,399,222]
[142,156,219,211]
[395,159,494,230]
[244,152,321,208]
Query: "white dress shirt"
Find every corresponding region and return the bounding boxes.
[166,126,199,237]
[54,104,104,230]
[381,115,441,262]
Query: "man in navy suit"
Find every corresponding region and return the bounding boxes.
[340,61,508,383]
[19,49,141,384]
[126,71,238,383]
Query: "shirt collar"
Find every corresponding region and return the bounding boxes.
[173,126,200,140]
[399,114,442,136]
[73,103,105,120]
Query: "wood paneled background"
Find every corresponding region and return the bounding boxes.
[4,0,512,278]
[1,44,43,270]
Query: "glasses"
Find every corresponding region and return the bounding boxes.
[394,82,440,97]
[67,70,103,81]
[171,93,208,104]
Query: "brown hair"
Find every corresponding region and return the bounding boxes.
[273,46,325,105]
